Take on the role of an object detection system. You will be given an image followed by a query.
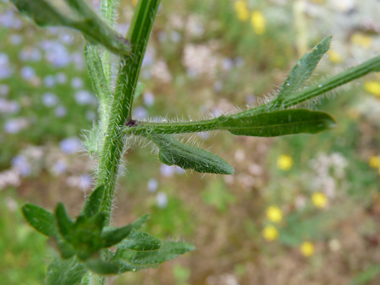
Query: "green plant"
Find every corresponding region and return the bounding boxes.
[10,0,380,283]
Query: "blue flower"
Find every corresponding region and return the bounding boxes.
[55,105,67,118]
[12,155,31,176]
[59,137,82,154]
[20,66,36,80]
[42,92,59,107]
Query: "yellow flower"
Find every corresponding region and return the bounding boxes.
[234,1,250,22]
[251,11,266,35]
[312,192,327,209]
[327,50,342,63]
[364,81,380,97]
[262,225,279,241]
[351,33,372,48]
[277,155,293,171]
[300,242,314,257]
[369,156,380,168]
[266,206,282,223]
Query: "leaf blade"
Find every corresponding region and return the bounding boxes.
[46,257,86,285]
[101,224,133,247]
[220,109,336,137]
[81,185,105,218]
[114,241,195,271]
[55,203,75,242]
[117,230,162,251]
[148,134,234,175]
[132,214,150,230]
[22,203,58,237]
[276,36,332,102]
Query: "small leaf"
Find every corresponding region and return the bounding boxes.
[132,213,150,230]
[148,134,235,175]
[81,185,105,218]
[46,257,86,285]
[22,203,58,237]
[133,82,146,101]
[101,224,133,247]
[10,0,130,56]
[115,241,195,271]
[54,235,76,259]
[219,109,336,137]
[55,203,75,242]
[85,259,122,275]
[118,230,162,251]
[276,36,332,102]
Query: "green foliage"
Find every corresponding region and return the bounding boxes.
[9,0,380,282]
[219,109,336,137]
[274,36,332,107]
[81,185,105,218]
[117,230,162,251]
[47,257,86,285]
[11,0,131,56]
[113,241,195,272]
[21,203,58,237]
[147,133,234,174]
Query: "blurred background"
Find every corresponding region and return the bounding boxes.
[1,0,380,284]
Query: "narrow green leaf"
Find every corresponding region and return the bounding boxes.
[55,235,76,259]
[115,241,195,270]
[81,185,105,218]
[101,224,133,247]
[11,0,130,56]
[85,259,122,275]
[276,37,332,102]
[21,203,58,237]
[219,109,336,137]
[55,203,75,242]
[148,134,235,175]
[47,257,86,285]
[118,230,162,251]
[132,214,150,230]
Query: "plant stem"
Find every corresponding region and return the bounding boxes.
[123,54,380,136]
[96,0,161,222]
[235,54,380,117]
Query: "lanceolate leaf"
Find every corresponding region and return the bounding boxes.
[114,241,195,272]
[101,224,133,247]
[55,203,75,242]
[147,134,234,175]
[132,214,150,230]
[275,37,332,104]
[218,109,336,137]
[117,230,162,251]
[46,257,86,285]
[85,259,121,275]
[81,185,105,218]
[22,203,58,237]
[11,0,130,56]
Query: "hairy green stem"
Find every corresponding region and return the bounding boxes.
[97,0,161,221]
[123,54,380,136]
[236,54,380,117]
